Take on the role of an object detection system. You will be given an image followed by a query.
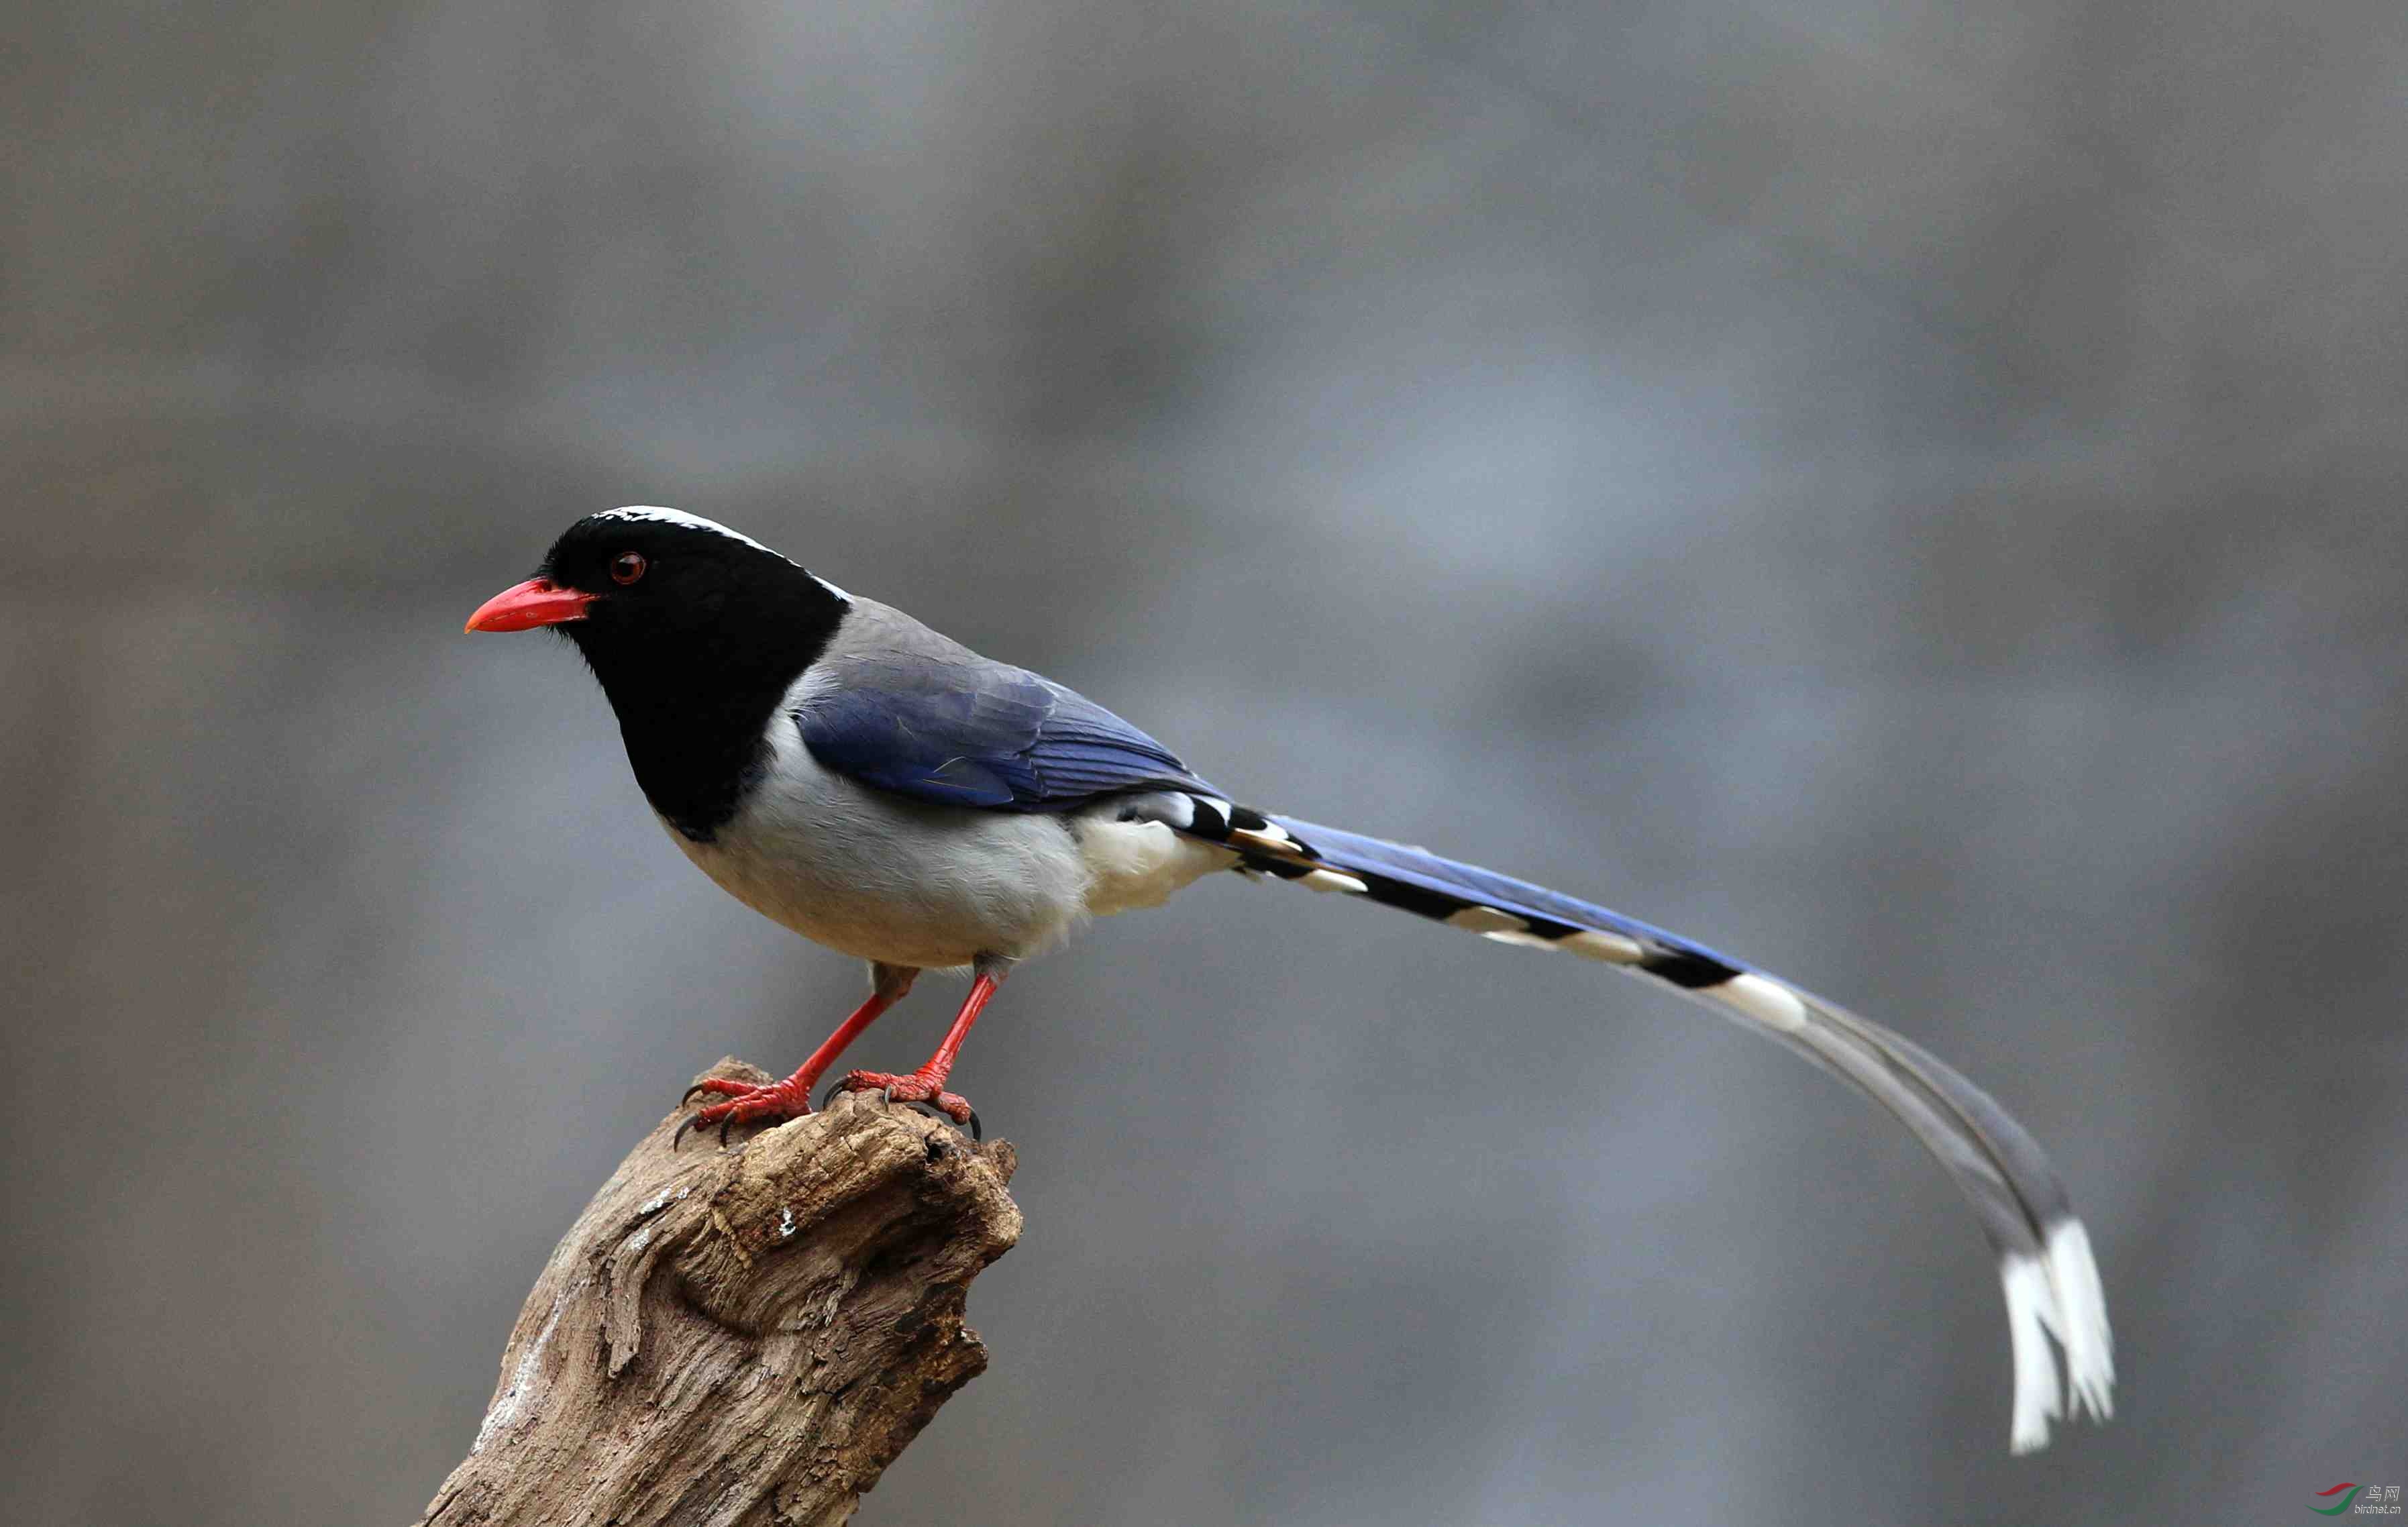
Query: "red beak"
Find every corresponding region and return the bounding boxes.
[464,578,596,633]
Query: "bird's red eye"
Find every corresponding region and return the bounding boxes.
[611,551,647,585]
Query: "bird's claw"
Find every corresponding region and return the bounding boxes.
[670,1076,808,1150]
[824,1069,981,1138]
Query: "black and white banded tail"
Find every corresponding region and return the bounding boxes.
[1180,800,2113,1454]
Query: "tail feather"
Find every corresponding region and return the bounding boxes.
[1184,804,2113,1453]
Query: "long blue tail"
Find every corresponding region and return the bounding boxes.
[1176,801,2113,1453]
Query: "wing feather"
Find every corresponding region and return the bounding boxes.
[796,639,1218,810]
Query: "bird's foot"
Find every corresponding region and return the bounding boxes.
[827,1070,980,1139]
[672,1075,808,1150]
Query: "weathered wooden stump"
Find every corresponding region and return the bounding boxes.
[415,1059,1022,1527]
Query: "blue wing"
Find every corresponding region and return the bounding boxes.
[796,656,1220,811]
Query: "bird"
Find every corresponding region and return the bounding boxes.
[466,504,2113,1453]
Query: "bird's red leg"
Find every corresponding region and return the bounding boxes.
[676,966,917,1147]
[833,965,1002,1130]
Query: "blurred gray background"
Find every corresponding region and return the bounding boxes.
[5,0,2404,1522]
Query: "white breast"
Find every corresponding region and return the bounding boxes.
[669,715,1093,971]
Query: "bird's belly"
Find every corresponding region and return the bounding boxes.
[666,745,1090,970]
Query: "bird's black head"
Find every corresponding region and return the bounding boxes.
[467,507,849,839]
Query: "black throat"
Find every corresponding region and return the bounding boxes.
[561,570,847,842]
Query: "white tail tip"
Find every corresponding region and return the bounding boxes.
[2045,1220,2115,1423]
[1999,1218,2115,1454]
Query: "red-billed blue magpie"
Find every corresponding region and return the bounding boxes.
[466,505,2113,1453]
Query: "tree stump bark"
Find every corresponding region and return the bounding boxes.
[415,1059,1023,1527]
